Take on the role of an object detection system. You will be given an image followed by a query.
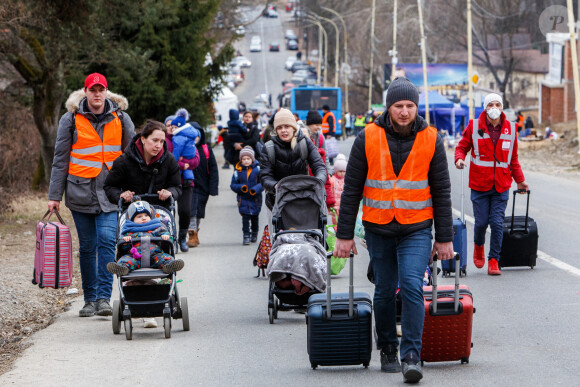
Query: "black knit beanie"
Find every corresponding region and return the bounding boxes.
[306,110,323,125]
[386,77,419,109]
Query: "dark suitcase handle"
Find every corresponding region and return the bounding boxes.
[41,209,66,225]
[326,251,355,319]
[429,300,464,316]
[510,189,530,234]
[322,304,359,321]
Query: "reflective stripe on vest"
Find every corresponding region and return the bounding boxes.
[69,112,122,178]
[321,111,335,134]
[471,119,516,170]
[362,123,436,225]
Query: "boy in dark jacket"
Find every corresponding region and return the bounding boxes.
[230,147,264,245]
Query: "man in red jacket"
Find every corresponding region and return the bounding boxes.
[455,93,529,275]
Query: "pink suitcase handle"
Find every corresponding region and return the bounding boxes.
[41,209,66,225]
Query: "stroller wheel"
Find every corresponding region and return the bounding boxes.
[268,306,274,324]
[112,300,121,334]
[272,295,278,319]
[164,316,171,338]
[124,318,132,341]
[180,297,190,331]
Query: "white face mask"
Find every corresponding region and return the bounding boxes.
[487,107,501,120]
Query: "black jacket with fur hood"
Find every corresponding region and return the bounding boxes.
[336,111,453,243]
[48,90,135,214]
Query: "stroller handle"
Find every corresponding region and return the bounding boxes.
[274,229,323,242]
[117,193,175,212]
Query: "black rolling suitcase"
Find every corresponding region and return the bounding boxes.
[499,190,538,269]
[306,253,373,369]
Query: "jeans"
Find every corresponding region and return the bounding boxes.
[366,227,432,360]
[70,210,117,302]
[471,187,509,260]
[242,214,259,236]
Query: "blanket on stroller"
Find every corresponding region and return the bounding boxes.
[267,233,327,293]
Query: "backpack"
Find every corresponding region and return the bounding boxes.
[264,138,308,166]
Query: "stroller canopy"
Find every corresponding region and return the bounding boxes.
[272,175,327,230]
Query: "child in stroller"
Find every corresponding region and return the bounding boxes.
[266,175,328,324]
[106,200,184,276]
[109,195,189,340]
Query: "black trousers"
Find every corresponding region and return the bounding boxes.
[177,185,192,233]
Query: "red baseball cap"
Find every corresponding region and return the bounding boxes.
[84,73,108,89]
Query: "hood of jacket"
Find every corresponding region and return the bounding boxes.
[375,109,428,137]
[65,89,129,114]
[125,133,169,169]
[172,122,199,139]
[229,108,240,121]
[196,127,207,146]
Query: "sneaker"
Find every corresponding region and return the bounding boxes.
[380,344,401,373]
[143,318,158,328]
[96,299,113,316]
[250,233,258,243]
[473,244,485,269]
[79,301,96,317]
[106,262,130,276]
[243,235,250,245]
[401,353,423,383]
[162,259,185,274]
[488,258,501,275]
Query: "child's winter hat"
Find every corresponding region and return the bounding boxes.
[171,107,190,128]
[127,201,154,221]
[239,146,255,163]
[333,153,347,172]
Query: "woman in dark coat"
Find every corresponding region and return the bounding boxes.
[104,119,182,212]
[259,108,327,211]
[188,127,219,247]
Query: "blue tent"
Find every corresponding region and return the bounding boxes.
[416,91,485,135]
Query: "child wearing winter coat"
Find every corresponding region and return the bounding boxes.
[230,147,264,245]
[106,201,185,276]
[329,154,347,225]
[171,113,200,181]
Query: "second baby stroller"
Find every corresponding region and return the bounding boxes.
[111,194,189,340]
[267,175,328,324]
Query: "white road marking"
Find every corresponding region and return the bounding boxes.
[452,208,580,278]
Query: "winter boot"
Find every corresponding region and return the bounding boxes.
[79,301,96,317]
[250,232,258,243]
[187,229,198,248]
[96,299,112,316]
[243,234,251,245]
[162,259,185,274]
[401,353,423,383]
[473,244,485,269]
[179,230,189,252]
[193,227,200,246]
[488,258,502,275]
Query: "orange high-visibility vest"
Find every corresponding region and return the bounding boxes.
[321,111,335,134]
[362,123,437,225]
[69,112,122,178]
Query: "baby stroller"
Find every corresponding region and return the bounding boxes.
[111,193,189,340]
[267,175,328,324]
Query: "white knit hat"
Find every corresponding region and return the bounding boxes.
[484,93,503,109]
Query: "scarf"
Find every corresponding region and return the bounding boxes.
[122,218,163,234]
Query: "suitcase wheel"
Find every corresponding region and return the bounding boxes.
[461,357,469,364]
[311,363,317,370]
[363,362,369,368]
[421,361,424,367]
[461,269,467,277]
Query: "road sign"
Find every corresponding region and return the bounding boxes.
[471,71,480,86]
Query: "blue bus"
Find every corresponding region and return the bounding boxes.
[280,85,343,136]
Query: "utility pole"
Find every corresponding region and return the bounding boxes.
[368,0,376,110]
[566,0,580,152]
[391,0,398,77]
[467,0,474,120]
[321,6,349,114]
[318,15,340,88]
[418,0,429,125]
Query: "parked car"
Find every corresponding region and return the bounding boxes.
[249,97,270,114]
[291,60,307,72]
[286,39,298,50]
[235,26,245,35]
[266,9,278,18]
[250,41,262,52]
[285,56,297,70]
[285,29,297,40]
[251,35,261,44]
[231,56,252,68]
[269,42,280,52]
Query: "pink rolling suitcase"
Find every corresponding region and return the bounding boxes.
[32,210,73,288]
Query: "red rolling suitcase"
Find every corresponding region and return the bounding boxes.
[421,254,474,365]
[32,210,73,289]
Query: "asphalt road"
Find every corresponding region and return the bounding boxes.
[3,7,580,387]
